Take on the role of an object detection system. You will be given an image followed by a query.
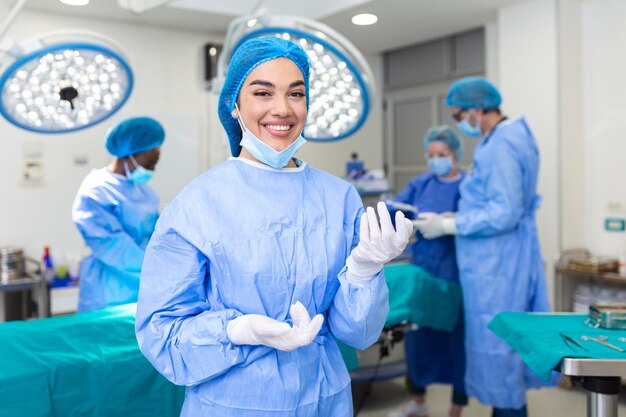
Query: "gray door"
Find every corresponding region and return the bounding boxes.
[385,81,478,194]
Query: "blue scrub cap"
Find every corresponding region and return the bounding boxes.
[423,125,464,160]
[218,36,311,157]
[105,117,165,158]
[445,76,502,110]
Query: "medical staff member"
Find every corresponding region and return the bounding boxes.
[72,117,164,313]
[415,77,550,417]
[389,126,466,417]
[135,37,413,417]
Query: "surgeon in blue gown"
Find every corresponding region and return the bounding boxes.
[72,117,165,313]
[388,125,466,417]
[134,37,413,417]
[415,77,551,417]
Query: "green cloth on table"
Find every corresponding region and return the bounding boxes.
[0,304,185,417]
[0,302,361,417]
[384,263,461,332]
[489,312,626,382]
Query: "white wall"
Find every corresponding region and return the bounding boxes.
[496,0,560,301]
[558,0,585,250]
[579,0,626,257]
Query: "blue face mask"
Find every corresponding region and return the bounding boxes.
[125,155,155,184]
[235,104,306,169]
[457,119,481,137]
[427,156,454,177]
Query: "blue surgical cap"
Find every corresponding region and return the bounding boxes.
[423,125,464,160]
[218,37,311,157]
[445,76,502,110]
[105,117,165,158]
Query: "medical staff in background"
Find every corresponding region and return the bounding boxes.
[72,116,164,312]
[135,37,413,417]
[388,125,467,417]
[415,77,551,417]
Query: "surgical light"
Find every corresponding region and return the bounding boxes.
[351,14,378,26]
[0,0,133,134]
[216,13,375,142]
[0,32,133,134]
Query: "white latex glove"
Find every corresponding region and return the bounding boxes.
[414,212,457,239]
[226,302,324,352]
[346,201,414,283]
[385,200,419,215]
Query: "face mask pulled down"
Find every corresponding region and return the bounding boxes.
[234,103,306,169]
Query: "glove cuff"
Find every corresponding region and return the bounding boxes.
[441,217,457,235]
[226,316,255,346]
[346,255,383,281]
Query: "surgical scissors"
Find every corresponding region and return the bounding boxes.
[559,332,588,351]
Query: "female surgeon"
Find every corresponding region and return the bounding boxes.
[135,37,413,417]
[72,116,164,312]
[388,126,466,417]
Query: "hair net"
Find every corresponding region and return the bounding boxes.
[445,76,502,110]
[423,125,464,160]
[218,37,311,157]
[105,117,165,158]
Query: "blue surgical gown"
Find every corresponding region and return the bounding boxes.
[72,168,159,312]
[455,117,551,408]
[390,172,466,395]
[135,158,389,417]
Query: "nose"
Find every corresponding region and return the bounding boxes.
[271,96,292,117]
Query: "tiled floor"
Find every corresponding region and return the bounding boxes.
[353,377,626,417]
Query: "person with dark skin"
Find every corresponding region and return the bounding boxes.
[72,116,165,312]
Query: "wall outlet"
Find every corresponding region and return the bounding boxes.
[605,218,626,232]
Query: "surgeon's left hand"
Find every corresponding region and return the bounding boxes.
[414,212,457,239]
[346,201,414,284]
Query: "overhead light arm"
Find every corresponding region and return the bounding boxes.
[117,0,171,14]
[0,0,27,41]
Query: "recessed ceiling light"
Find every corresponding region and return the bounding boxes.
[59,0,90,6]
[351,13,378,26]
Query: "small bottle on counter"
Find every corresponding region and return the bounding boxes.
[42,246,56,282]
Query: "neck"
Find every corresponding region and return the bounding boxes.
[239,148,298,168]
[480,112,504,135]
[441,168,459,179]
[108,158,128,175]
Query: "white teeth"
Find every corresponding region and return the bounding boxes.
[266,124,290,131]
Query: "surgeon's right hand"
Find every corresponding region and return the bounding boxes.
[226,302,324,352]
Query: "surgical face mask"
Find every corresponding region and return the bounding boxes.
[125,155,155,184]
[427,156,454,177]
[457,112,482,138]
[234,103,306,169]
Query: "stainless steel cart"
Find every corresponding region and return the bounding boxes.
[561,358,626,417]
[0,270,49,320]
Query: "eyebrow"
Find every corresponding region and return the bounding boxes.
[248,79,305,88]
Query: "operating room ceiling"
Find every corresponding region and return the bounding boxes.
[16,0,514,53]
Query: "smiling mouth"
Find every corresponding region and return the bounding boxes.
[264,124,292,131]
